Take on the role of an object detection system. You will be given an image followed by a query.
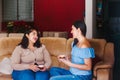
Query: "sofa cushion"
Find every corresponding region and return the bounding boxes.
[0,57,13,74]
[41,37,67,56]
[40,37,67,68]
[89,39,106,60]
[0,37,22,61]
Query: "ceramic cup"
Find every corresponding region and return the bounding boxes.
[38,64,44,69]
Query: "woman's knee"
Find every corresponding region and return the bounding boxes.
[50,77,55,80]
[50,75,79,80]
[50,76,59,80]
[36,71,50,80]
[50,76,64,80]
[12,70,34,80]
[49,67,62,73]
[20,70,34,80]
[50,67,58,72]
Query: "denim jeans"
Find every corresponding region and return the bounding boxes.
[12,69,50,80]
[49,67,92,80]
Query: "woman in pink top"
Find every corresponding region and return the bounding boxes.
[11,27,51,80]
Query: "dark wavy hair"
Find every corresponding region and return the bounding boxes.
[18,27,42,49]
[73,20,87,47]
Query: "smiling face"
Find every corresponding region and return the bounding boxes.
[26,30,38,44]
[71,25,78,38]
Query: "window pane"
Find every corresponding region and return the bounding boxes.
[3,0,17,21]
[18,0,33,21]
[2,0,33,21]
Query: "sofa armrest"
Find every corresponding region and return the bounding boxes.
[93,68,112,80]
[93,61,113,79]
[93,42,114,80]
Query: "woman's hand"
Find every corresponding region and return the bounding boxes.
[58,55,72,66]
[29,64,40,72]
[39,66,47,71]
[60,58,72,66]
[58,55,67,60]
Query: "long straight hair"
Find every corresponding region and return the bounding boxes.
[73,20,87,47]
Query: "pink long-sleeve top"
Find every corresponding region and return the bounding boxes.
[11,44,51,70]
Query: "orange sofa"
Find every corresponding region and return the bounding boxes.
[0,37,114,80]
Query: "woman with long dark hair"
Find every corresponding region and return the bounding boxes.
[49,20,95,80]
[11,27,51,80]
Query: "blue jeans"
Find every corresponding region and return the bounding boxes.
[49,67,92,80]
[12,69,50,80]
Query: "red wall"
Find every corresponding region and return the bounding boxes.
[34,0,85,37]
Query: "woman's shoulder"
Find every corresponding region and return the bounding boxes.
[14,45,22,49]
[41,44,46,47]
[37,44,46,49]
[12,45,24,54]
[81,39,91,48]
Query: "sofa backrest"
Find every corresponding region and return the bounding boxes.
[104,43,114,65]
[8,33,24,37]
[88,39,107,60]
[0,33,8,38]
[0,37,113,69]
[0,37,22,60]
[40,37,68,68]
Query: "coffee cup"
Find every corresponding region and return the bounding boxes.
[38,64,44,69]
[59,55,66,59]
